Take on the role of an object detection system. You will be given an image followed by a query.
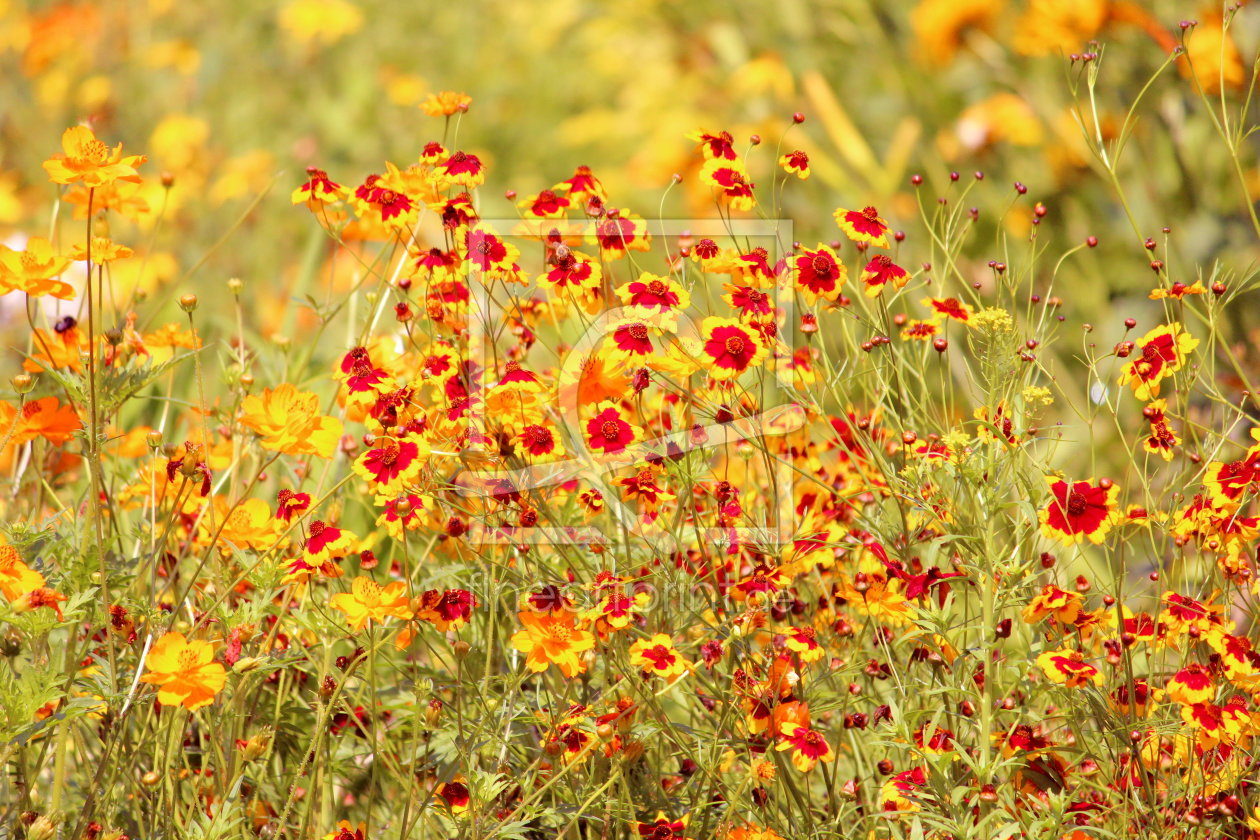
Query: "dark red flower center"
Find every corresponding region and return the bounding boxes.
[628,323,649,341]
[725,336,746,356]
[647,279,667,295]
[601,420,621,441]
[862,206,880,220]
[1066,492,1089,516]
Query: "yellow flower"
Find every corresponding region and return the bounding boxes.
[911,0,1002,66]
[0,237,74,298]
[1012,0,1108,57]
[43,125,146,188]
[277,0,364,47]
[0,542,45,602]
[329,576,412,632]
[510,609,595,677]
[140,633,227,710]
[421,91,472,117]
[239,384,343,458]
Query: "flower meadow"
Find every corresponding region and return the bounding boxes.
[2,2,1260,840]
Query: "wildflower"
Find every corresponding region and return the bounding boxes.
[900,320,939,341]
[0,397,82,445]
[0,238,74,298]
[435,776,471,813]
[413,589,477,632]
[700,159,755,211]
[1149,281,1206,300]
[301,520,355,564]
[69,237,133,264]
[1038,477,1120,545]
[1022,584,1083,626]
[1140,400,1180,461]
[629,634,689,679]
[436,150,486,189]
[139,633,228,710]
[1166,664,1215,706]
[510,609,595,677]
[911,0,1001,65]
[922,296,973,324]
[585,401,640,456]
[1036,649,1102,688]
[1118,323,1198,400]
[881,766,928,812]
[421,91,472,117]
[541,249,602,294]
[1203,434,1260,508]
[277,0,363,46]
[776,721,834,771]
[519,188,570,219]
[689,129,737,160]
[329,576,412,632]
[636,814,690,840]
[605,319,659,363]
[352,435,429,497]
[834,206,890,248]
[292,167,348,208]
[860,255,909,297]
[554,165,606,202]
[0,543,45,602]
[616,272,690,315]
[43,125,145,187]
[792,245,846,304]
[699,317,767,380]
[778,150,810,179]
[1012,0,1107,57]
[323,821,366,840]
[239,384,343,458]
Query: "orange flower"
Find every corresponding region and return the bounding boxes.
[70,236,134,263]
[0,238,74,298]
[629,634,689,679]
[329,576,412,632]
[0,397,81,445]
[140,633,227,710]
[510,609,595,677]
[239,384,343,458]
[0,542,45,602]
[43,125,146,188]
[421,91,472,117]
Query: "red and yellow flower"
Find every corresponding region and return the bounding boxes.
[629,634,689,679]
[834,205,890,247]
[1118,322,1198,400]
[1036,648,1102,688]
[699,317,767,380]
[1038,476,1121,545]
[792,245,846,304]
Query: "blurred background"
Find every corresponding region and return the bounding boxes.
[0,0,1256,360]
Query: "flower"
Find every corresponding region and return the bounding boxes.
[923,296,973,324]
[277,0,363,47]
[776,722,834,772]
[329,576,412,632]
[421,91,472,117]
[911,0,1001,65]
[834,206,889,247]
[43,126,145,187]
[292,167,348,208]
[352,435,429,497]
[1118,323,1198,400]
[0,238,74,298]
[860,255,909,297]
[699,317,767,380]
[1141,399,1180,462]
[629,634,689,679]
[1166,664,1215,706]
[1012,0,1107,57]
[699,159,755,211]
[510,609,595,677]
[239,384,343,458]
[1036,649,1102,688]
[140,633,228,710]
[584,401,641,456]
[778,150,810,179]
[635,814,690,840]
[0,542,45,602]
[1038,477,1120,545]
[792,245,846,304]
[616,272,690,315]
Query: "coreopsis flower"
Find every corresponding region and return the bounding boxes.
[301,520,355,564]
[275,489,312,522]
[435,150,485,189]
[239,384,343,458]
[778,150,810,179]
[330,576,412,632]
[776,722,833,772]
[413,589,477,632]
[973,402,1018,445]
[322,820,366,840]
[585,401,640,456]
[1167,664,1215,706]
[1203,432,1260,508]
[554,165,606,202]
[1038,477,1120,545]
[464,227,520,273]
[352,434,429,497]
[1036,649,1102,688]
[0,238,74,298]
[605,318,658,364]
[913,723,956,755]
[699,317,767,380]
[1161,590,1224,638]
[923,296,973,324]
[292,167,348,208]
[1140,399,1180,461]
[834,206,890,248]
[43,125,145,187]
[353,165,417,226]
[515,422,565,460]
[636,814,691,840]
[420,91,472,117]
[689,129,737,161]
[792,245,846,304]
[616,272,691,316]
[594,212,651,258]
[1022,584,1083,626]
[541,249,602,294]
[435,776,471,813]
[139,633,228,710]
[723,284,776,322]
[629,634,689,679]
[784,627,824,663]
[519,188,570,219]
[881,767,927,812]
[860,254,909,297]
[510,608,595,677]
[1149,281,1206,300]
[700,158,756,211]
[900,319,939,341]
[1118,322,1198,400]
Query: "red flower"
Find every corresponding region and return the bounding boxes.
[699,317,767,380]
[861,254,909,297]
[616,272,690,313]
[723,284,775,321]
[792,245,846,304]
[436,150,485,188]
[700,159,755,211]
[275,489,311,522]
[834,206,890,247]
[689,129,738,160]
[776,722,834,771]
[585,402,640,456]
[1118,322,1198,399]
[542,249,601,292]
[519,188,570,219]
[1038,477,1120,545]
[923,296,973,323]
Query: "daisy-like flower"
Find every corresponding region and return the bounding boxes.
[922,296,973,324]
[792,245,846,304]
[239,384,343,458]
[1038,477,1120,546]
[413,588,478,631]
[352,165,416,226]
[616,272,691,315]
[554,165,606,202]
[329,576,412,632]
[352,435,429,497]
[139,632,227,711]
[860,254,909,297]
[604,319,658,363]
[301,520,354,564]
[43,125,146,187]
[778,150,810,179]
[636,813,691,840]
[435,776,471,813]
[515,422,565,460]
[510,609,595,677]
[594,212,651,258]
[1021,584,1083,626]
[700,158,755,212]
[689,129,738,160]
[699,317,767,380]
[1141,399,1180,462]
[900,319,939,341]
[723,284,776,322]
[1149,281,1206,300]
[518,188,570,219]
[834,205,890,247]
[585,401,640,456]
[420,91,472,117]
[0,238,74,299]
[292,166,347,208]
[1118,322,1198,400]
[435,150,485,189]
[541,249,602,293]
[1203,432,1260,508]
[465,228,520,272]
[776,721,834,772]
[629,634,689,679]
[1166,664,1215,705]
[1036,648,1102,688]
[0,542,45,602]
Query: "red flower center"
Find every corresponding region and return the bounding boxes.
[1141,342,1162,363]
[724,336,746,356]
[1066,492,1089,516]
[628,323,649,341]
[378,446,398,467]
[600,420,621,441]
[811,254,832,276]
[309,520,327,538]
[862,206,880,220]
[647,279,667,295]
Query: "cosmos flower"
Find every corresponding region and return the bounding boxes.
[140,633,227,710]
